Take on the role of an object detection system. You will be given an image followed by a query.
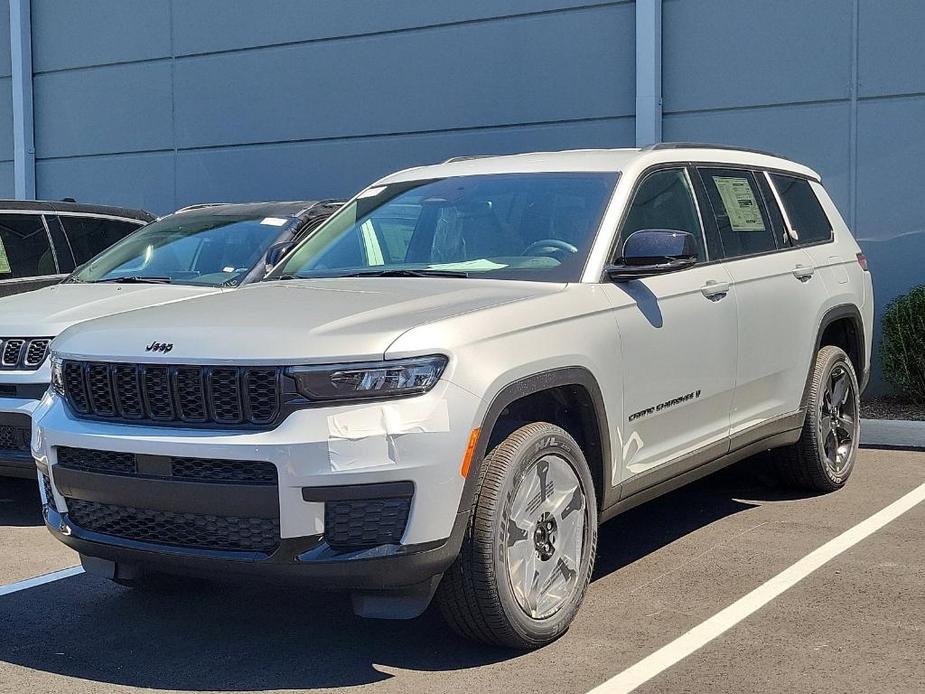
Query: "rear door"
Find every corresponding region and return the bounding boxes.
[601,167,737,485]
[0,213,61,298]
[697,167,828,435]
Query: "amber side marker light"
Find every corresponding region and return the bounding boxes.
[460,428,481,478]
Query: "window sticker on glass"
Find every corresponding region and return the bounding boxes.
[713,176,765,232]
[260,217,288,227]
[0,237,11,274]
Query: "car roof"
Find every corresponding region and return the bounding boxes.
[374,144,821,186]
[0,199,155,222]
[172,200,343,223]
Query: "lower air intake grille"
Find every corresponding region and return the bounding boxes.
[325,497,411,549]
[41,474,55,509]
[65,498,281,553]
[55,446,277,484]
[0,424,30,452]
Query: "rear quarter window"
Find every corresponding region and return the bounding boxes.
[57,215,144,265]
[0,214,57,278]
[769,174,833,245]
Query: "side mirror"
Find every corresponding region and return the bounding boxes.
[605,229,698,282]
[265,241,296,271]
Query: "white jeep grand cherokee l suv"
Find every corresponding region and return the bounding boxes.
[34,145,872,649]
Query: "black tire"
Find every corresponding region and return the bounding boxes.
[436,422,598,649]
[775,345,860,492]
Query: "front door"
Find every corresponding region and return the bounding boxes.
[602,168,737,486]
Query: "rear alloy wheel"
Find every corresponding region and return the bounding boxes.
[436,422,597,649]
[776,345,860,492]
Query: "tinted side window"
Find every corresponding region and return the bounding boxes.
[621,168,706,260]
[699,168,776,259]
[769,174,832,245]
[58,216,142,265]
[0,214,56,278]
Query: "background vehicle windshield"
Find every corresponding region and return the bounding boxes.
[272,173,618,283]
[71,213,297,286]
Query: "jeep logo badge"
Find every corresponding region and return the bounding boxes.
[145,341,173,354]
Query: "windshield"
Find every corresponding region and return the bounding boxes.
[271,173,618,283]
[71,213,297,286]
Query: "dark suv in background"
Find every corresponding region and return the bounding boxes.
[0,200,155,298]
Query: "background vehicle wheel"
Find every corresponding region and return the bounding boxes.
[775,345,860,492]
[436,422,597,649]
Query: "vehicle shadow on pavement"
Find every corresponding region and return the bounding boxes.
[0,477,44,528]
[0,456,814,690]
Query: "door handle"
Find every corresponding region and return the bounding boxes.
[792,264,815,281]
[700,280,730,300]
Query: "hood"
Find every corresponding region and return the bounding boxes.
[52,278,563,363]
[0,283,222,337]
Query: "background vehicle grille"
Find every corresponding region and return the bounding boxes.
[0,337,52,370]
[56,446,278,485]
[61,361,281,427]
[0,424,30,453]
[64,498,281,553]
[325,497,411,549]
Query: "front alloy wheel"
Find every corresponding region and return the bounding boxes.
[505,454,587,620]
[437,422,597,649]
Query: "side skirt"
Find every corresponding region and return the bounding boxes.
[600,411,804,524]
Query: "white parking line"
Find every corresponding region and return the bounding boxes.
[588,480,925,694]
[0,566,84,597]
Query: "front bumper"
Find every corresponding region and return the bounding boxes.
[0,396,42,478]
[34,381,480,587]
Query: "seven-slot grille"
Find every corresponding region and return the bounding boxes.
[61,361,281,427]
[0,338,51,370]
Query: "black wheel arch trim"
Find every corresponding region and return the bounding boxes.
[456,366,614,521]
[804,304,867,409]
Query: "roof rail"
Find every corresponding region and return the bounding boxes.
[442,154,495,164]
[174,202,231,213]
[642,142,784,159]
[295,199,344,217]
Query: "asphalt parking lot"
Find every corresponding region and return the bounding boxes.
[1,448,923,694]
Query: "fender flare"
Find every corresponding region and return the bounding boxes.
[801,304,867,411]
[455,366,614,519]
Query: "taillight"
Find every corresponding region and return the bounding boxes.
[856,252,869,271]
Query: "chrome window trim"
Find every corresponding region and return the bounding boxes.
[764,170,798,243]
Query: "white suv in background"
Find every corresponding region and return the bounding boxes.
[34,145,872,648]
[0,200,338,478]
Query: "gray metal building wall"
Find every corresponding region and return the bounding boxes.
[0,15,11,195]
[23,0,636,212]
[1,0,923,389]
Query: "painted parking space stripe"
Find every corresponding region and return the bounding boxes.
[0,566,83,597]
[588,480,925,694]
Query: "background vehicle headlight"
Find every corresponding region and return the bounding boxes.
[287,355,447,401]
[50,356,66,396]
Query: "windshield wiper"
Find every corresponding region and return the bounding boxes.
[93,276,173,285]
[339,269,470,278]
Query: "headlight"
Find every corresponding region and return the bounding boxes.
[50,356,66,396]
[287,355,447,401]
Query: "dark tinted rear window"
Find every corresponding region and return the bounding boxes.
[58,216,143,265]
[0,214,56,278]
[769,174,832,245]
